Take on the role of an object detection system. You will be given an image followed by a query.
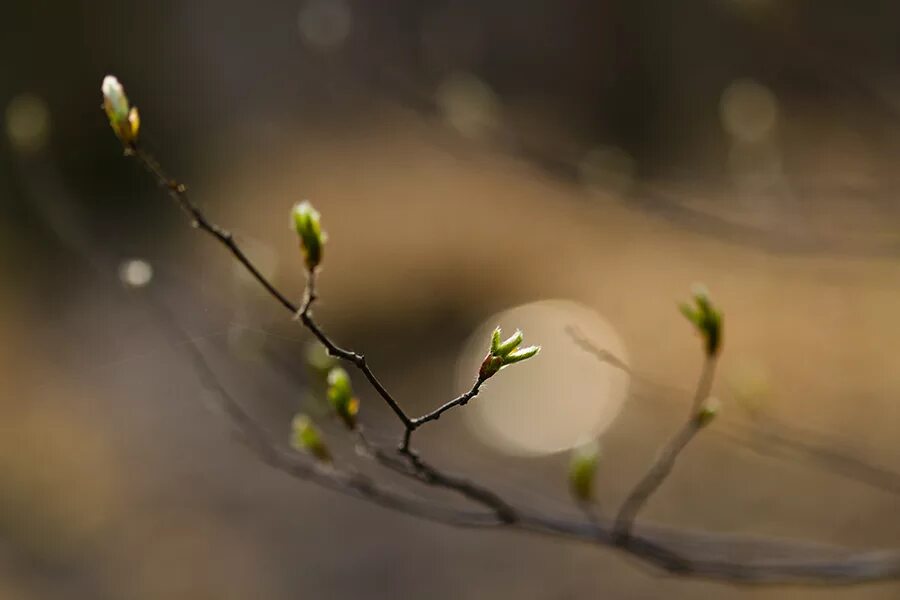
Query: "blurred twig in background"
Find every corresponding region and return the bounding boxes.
[97,76,900,585]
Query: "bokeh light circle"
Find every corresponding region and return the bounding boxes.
[459,300,630,456]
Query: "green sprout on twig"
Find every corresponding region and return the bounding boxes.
[291,200,326,271]
[327,367,360,430]
[291,414,331,463]
[479,327,541,380]
[679,284,722,357]
[101,75,140,147]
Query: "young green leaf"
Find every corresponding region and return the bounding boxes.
[503,345,541,364]
[494,329,524,357]
[490,327,502,354]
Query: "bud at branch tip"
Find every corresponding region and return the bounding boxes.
[679,283,723,357]
[101,75,140,147]
[479,326,540,380]
[291,200,326,271]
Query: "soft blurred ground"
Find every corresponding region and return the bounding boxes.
[3,1,900,598]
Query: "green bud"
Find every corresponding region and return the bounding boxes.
[569,441,600,502]
[102,75,140,146]
[696,397,720,427]
[479,327,541,380]
[326,367,358,429]
[291,200,326,271]
[679,284,723,357]
[290,414,331,462]
[327,367,352,401]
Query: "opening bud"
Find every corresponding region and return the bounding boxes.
[291,200,326,271]
[478,327,540,380]
[101,75,140,146]
[679,283,723,357]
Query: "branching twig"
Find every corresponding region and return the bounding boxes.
[568,328,900,497]
[614,356,716,540]
[130,141,513,521]
[152,303,900,585]
[294,268,414,429]
[131,145,419,433]
[131,143,506,454]
[93,92,900,583]
[359,432,517,523]
[400,375,487,453]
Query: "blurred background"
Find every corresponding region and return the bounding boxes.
[3,0,900,597]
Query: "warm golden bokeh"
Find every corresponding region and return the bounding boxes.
[3,1,900,597]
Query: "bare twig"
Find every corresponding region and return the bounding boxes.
[161,304,900,584]
[295,268,413,429]
[110,141,900,585]
[132,146,298,314]
[131,145,414,433]
[131,142,500,452]
[614,356,717,541]
[568,328,900,497]
[400,375,487,453]
[359,432,517,523]
[147,291,501,529]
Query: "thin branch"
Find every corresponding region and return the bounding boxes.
[566,325,632,373]
[569,329,900,497]
[132,143,514,453]
[131,144,414,432]
[614,357,717,540]
[295,269,413,429]
[159,300,900,585]
[132,146,298,314]
[147,291,499,529]
[113,142,900,585]
[411,376,486,426]
[359,431,517,523]
[399,375,487,453]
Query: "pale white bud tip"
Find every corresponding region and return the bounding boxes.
[102,76,127,115]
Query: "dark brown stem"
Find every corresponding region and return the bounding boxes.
[131,144,414,431]
[131,141,517,525]
[117,142,900,586]
[400,376,486,453]
[131,143,490,445]
[132,145,298,314]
